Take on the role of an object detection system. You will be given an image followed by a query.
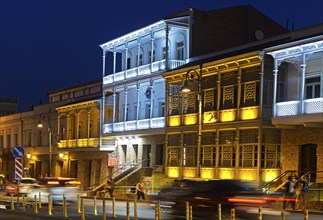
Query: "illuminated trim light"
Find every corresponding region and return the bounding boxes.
[228,198,266,204]
[48,181,59,185]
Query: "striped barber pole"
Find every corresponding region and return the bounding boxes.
[15,158,23,180]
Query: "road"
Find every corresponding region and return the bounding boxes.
[1,194,322,220]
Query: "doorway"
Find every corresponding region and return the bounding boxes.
[300,144,317,182]
[143,144,151,167]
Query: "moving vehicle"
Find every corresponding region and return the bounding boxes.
[158,179,273,219]
[5,178,38,195]
[27,177,82,202]
[0,174,7,191]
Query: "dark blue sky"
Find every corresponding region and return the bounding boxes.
[1,0,323,112]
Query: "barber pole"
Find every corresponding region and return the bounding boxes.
[15,158,23,180]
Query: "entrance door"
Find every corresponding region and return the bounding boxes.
[143,144,151,167]
[300,144,317,182]
[84,160,92,189]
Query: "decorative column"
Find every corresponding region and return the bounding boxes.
[165,25,169,70]
[113,93,116,124]
[300,54,306,114]
[272,60,279,117]
[150,33,154,73]
[57,116,61,140]
[150,82,154,119]
[137,39,141,76]
[216,80,221,120]
[87,111,91,138]
[76,113,80,147]
[102,50,106,78]
[113,50,116,82]
[124,89,128,123]
[136,84,140,129]
[125,42,128,76]
[236,70,242,120]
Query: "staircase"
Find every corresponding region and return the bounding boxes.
[262,170,298,193]
[90,159,149,195]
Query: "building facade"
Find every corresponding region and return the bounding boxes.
[164,51,281,182]
[265,24,323,182]
[99,6,287,187]
[0,80,105,189]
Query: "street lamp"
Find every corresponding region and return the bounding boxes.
[182,64,203,178]
[37,113,53,177]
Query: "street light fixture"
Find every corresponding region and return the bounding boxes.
[37,112,53,177]
[182,64,203,178]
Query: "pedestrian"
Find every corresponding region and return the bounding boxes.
[283,176,296,210]
[136,181,145,200]
[296,175,309,210]
[104,178,115,197]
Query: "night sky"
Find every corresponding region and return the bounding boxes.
[1,0,322,112]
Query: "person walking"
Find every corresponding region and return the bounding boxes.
[136,181,145,200]
[283,176,296,210]
[296,175,309,210]
[104,178,115,197]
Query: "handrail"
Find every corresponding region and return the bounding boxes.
[89,158,149,192]
[262,170,297,192]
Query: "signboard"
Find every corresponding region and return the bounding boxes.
[107,152,118,167]
[13,146,24,159]
[15,158,23,180]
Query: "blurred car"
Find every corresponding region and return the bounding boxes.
[0,174,7,191]
[27,177,82,203]
[5,177,38,195]
[158,179,273,219]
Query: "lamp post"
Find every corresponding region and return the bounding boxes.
[182,64,203,178]
[37,112,53,177]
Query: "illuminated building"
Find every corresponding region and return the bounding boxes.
[99,5,287,187]
[266,24,323,182]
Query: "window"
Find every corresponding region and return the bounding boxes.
[201,132,216,167]
[6,134,10,148]
[305,76,321,99]
[218,131,236,167]
[176,41,184,60]
[136,54,143,66]
[183,133,197,167]
[159,102,165,117]
[162,47,167,60]
[168,83,182,116]
[127,57,131,70]
[167,134,180,166]
[145,102,151,119]
[25,130,32,147]
[0,134,3,148]
[149,50,156,62]
[134,104,138,120]
[261,145,281,168]
[14,133,18,147]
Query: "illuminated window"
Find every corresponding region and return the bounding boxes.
[167,134,180,166]
[168,83,182,116]
[183,133,197,167]
[218,130,236,167]
[201,132,216,167]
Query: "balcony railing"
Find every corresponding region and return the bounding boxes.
[102,117,165,133]
[275,98,323,117]
[103,59,186,85]
[304,98,323,114]
[275,101,300,116]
